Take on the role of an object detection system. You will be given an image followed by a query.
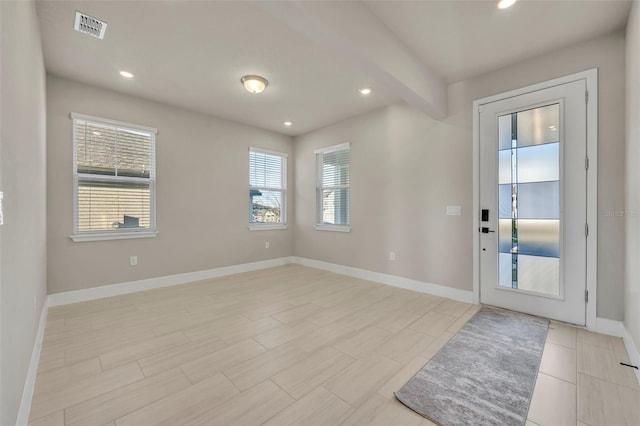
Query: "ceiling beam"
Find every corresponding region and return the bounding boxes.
[257,1,448,119]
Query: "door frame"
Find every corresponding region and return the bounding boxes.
[472,69,598,330]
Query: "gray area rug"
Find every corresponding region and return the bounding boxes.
[394,306,549,426]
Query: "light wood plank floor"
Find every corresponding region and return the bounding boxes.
[29,265,640,426]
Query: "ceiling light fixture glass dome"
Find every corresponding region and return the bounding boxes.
[497,0,517,9]
[241,75,268,94]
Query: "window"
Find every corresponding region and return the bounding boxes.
[71,113,157,242]
[316,142,350,231]
[249,147,287,229]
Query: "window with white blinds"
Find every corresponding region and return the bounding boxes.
[72,113,157,241]
[249,148,287,228]
[316,143,350,230]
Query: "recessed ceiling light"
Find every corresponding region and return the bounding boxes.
[119,70,134,79]
[359,88,372,95]
[241,75,268,94]
[497,0,517,9]
[283,121,293,127]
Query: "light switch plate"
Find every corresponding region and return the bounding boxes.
[446,205,461,216]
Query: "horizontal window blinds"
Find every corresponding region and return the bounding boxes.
[317,145,350,226]
[73,116,155,233]
[320,149,350,187]
[250,150,282,188]
[75,120,153,177]
[249,149,286,225]
[77,181,151,231]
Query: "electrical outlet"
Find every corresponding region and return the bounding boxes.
[389,251,396,261]
[130,256,138,266]
[265,241,270,249]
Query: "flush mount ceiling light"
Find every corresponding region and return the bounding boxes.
[119,70,134,79]
[283,121,293,127]
[359,88,372,95]
[497,0,517,9]
[241,75,268,94]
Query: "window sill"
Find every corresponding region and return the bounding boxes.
[248,224,288,231]
[315,224,351,232]
[70,230,158,242]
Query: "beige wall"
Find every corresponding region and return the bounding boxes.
[625,1,640,351]
[295,31,626,320]
[47,76,294,294]
[294,104,472,290]
[0,1,48,424]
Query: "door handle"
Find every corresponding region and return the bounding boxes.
[480,227,495,233]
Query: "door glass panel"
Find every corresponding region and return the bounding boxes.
[499,253,515,289]
[499,150,512,184]
[516,104,559,148]
[518,181,560,219]
[497,104,560,296]
[498,114,513,150]
[498,218,513,253]
[517,143,559,183]
[517,255,560,296]
[517,219,560,257]
[499,185,512,218]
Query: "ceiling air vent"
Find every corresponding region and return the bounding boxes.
[74,11,107,39]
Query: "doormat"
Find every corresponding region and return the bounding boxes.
[394,306,548,426]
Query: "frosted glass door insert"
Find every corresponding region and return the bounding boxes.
[497,104,560,296]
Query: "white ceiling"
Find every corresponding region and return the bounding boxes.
[364,0,632,84]
[36,0,631,136]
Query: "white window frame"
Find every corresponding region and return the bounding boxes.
[315,142,351,232]
[248,147,288,231]
[70,112,158,242]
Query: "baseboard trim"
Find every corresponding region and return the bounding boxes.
[593,317,640,385]
[48,257,295,307]
[292,257,474,303]
[16,303,48,426]
[594,317,626,337]
[47,256,474,307]
[623,326,640,385]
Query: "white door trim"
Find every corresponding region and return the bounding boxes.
[472,69,598,330]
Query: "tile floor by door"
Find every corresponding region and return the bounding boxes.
[27,265,640,426]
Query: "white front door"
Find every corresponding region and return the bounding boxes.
[479,79,587,325]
